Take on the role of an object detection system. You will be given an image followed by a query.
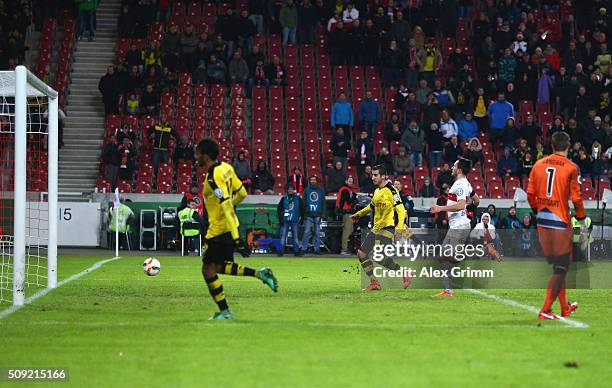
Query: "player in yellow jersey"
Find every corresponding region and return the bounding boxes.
[350,165,411,291]
[195,139,278,320]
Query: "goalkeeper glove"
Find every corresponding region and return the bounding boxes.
[578,218,590,253]
[235,238,251,257]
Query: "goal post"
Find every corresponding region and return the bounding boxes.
[0,65,58,306]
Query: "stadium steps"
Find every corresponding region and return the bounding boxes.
[59,0,121,202]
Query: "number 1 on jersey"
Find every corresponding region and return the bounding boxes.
[545,167,556,197]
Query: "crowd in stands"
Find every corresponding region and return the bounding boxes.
[0,0,34,69]
[97,0,612,199]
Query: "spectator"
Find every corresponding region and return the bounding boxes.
[502,206,521,230]
[248,0,266,34]
[520,151,535,177]
[125,43,144,70]
[125,93,139,115]
[280,0,298,45]
[537,66,555,106]
[593,152,610,178]
[470,213,503,260]
[432,79,455,109]
[488,92,514,145]
[498,48,517,84]
[501,117,518,149]
[331,91,354,132]
[484,204,499,227]
[228,50,249,84]
[126,65,142,93]
[298,0,317,44]
[161,24,180,71]
[358,90,381,137]
[342,2,359,24]
[252,160,275,194]
[359,165,375,193]
[329,19,348,64]
[394,84,409,109]
[473,87,489,132]
[76,0,96,41]
[435,163,453,190]
[264,55,287,85]
[247,58,269,92]
[140,83,160,115]
[233,150,252,189]
[404,39,419,89]
[246,44,266,70]
[173,135,194,164]
[435,183,450,230]
[288,166,305,194]
[458,113,478,141]
[419,176,436,198]
[584,116,607,149]
[148,113,177,174]
[439,109,458,140]
[375,146,394,176]
[206,54,227,84]
[179,24,199,71]
[193,60,207,84]
[426,122,444,168]
[497,147,519,177]
[393,147,414,175]
[385,113,403,142]
[117,137,136,180]
[102,135,120,188]
[443,135,463,164]
[415,78,432,105]
[576,148,593,179]
[355,130,374,176]
[98,66,121,115]
[216,8,237,60]
[514,138,532,160]
[326,160,347,194]
[382,39,403,86]
[520,114,542,149]
[141,42,162,74]
[236,10,255,55]
[277,183,305,256]
[193,39,212,68]
[330,126,351,169]
[417,41,443,87]
[299,179,325,245]
[363,18,381,66]
[116,123,137,145]
[118,5,135,37]
[336,175,356,255]
[401,120,425,167]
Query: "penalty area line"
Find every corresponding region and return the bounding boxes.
[464,288,589,329]
[0,255,122,321]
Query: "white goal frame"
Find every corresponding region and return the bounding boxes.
[1,66,59,306]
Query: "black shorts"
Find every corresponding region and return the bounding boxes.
[202,232,235,264]
[360,229,394,255]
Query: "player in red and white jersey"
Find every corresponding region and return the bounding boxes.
[431,158,475,297]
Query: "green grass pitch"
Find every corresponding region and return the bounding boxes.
[1,253,612,387]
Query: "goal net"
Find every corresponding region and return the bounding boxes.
[0,66,58,306]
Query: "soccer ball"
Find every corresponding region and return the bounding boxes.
[143,257,161,276]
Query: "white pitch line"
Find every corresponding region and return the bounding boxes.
[464,288,589,329]
[0,256,121,321]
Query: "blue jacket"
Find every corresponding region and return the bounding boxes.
[458,119,478,140]
[303,186,325,216]
[358,98,381,124]
[331,100,354,127]
[278,194,303,223]
[497,155,519,176]
[488,100,514,129]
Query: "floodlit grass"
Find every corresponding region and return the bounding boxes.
[1,254,611,387]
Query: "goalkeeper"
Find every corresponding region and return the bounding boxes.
[195,139,278,321]
[350,165,411,291]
